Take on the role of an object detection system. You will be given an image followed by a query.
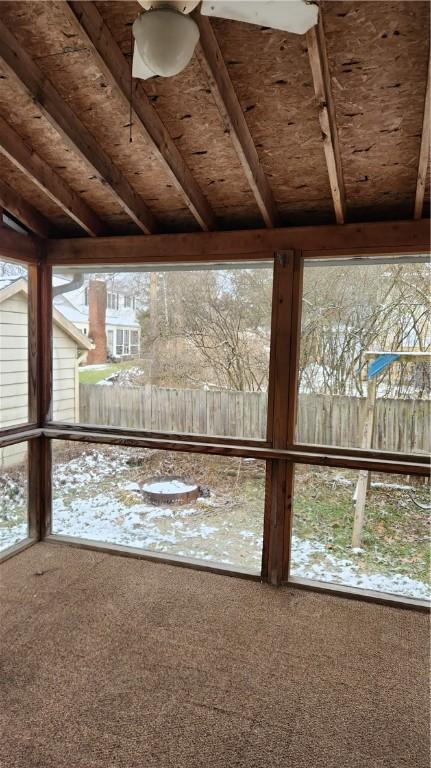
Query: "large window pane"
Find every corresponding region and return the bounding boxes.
[52,440,266,571]
[0,259,28,427]
[297,257,430,454]
[290,464,430,601]
[52,263,273,438]
[0,441,28,551]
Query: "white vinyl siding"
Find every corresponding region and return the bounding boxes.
[0,291,82,468]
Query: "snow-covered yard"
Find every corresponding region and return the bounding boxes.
[1,446,429,601]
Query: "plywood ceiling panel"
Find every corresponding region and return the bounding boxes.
[323,0,430,221]
[0,0,198,231]
[210,18,335,224]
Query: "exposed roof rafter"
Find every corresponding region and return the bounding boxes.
[414,56,430,220]
[194,14,280,229]
[0,18,158,234]
[0,115,106,237]
[66,1,216,232]
[0,178,55,238]
[306,15,346,225]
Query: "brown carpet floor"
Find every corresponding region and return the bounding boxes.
[0,543,429,768]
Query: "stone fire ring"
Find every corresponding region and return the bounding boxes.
[141,477,200,505]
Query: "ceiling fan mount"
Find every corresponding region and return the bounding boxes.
[133,1,319,80]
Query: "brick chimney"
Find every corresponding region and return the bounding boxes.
[86,280,107,364]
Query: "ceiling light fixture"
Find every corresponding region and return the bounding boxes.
[132,9,200,80]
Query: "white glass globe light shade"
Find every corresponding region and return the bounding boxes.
[132,10,200,79]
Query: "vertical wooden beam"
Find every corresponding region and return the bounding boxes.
[414,57,430,220]
[194,14,280,228]
[39,258,53,538]
[27,252,42,539]
[282,253,304,580]
[27,248,53,540]
[264,251,294,584]
[306,16,346,224]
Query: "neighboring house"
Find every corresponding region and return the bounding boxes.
[53,277,140,360]
[0,278,93,469]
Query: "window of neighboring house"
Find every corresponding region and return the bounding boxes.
[123,330,130,355]
[84,287,88,306]
[116,329,124,356]
[107,330,114,353]
[131,330,139,355]
[83,328,87,335]
[107,292,120,310]
[124,295,133,309]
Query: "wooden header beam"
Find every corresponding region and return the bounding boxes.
[414,56,430,220]
[66,2,216,232]
[194,15,280,229]
[307,15,346,224]
[45,218,430,264]
[0,225,39,264]
[0,18,157,235]
[0,115,105,237]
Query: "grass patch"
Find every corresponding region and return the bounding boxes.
[79,362,136,385]
[293,467,430,585]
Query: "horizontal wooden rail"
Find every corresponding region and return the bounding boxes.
[0,537,36,564]
[44,535,261,581]
[287,577,430,613]
[45,420,268,449]
[0,427,41,448]
[43,427,430,475]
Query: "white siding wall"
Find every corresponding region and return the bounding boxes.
[52,324,80,423]
[0,292,79,469]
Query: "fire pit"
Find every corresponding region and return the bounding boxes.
[141,477,200,505]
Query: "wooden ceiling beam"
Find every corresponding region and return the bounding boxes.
[0,115,105,237]
[0,18,157,235]
[306,16,346,225]
[194,15,280,229]
[414,57,430,220]
[0,179,55,238]
[66,1,216,232]
[45,219,430,264]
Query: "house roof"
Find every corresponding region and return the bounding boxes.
[53,286,140,329]
[0,1,428,238]
[0,277,93,350]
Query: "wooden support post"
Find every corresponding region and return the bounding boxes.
[264,251,303,585]
[352,377,376,548]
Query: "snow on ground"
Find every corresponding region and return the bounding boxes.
[98,367,146,386]
[142,479,196,494]
[79,364,112,371]
[290,536,430,601]
[1,448,429,601]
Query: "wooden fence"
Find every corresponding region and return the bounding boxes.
[79,384,430,454]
